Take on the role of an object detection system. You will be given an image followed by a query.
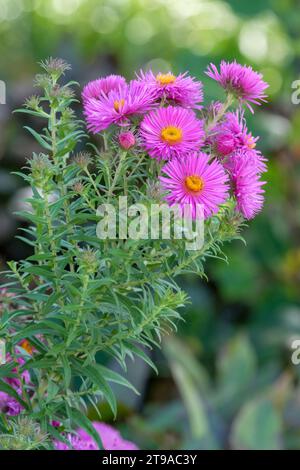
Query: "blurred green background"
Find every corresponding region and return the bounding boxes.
[1,0,300,450]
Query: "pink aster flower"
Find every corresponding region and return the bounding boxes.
[55,422,138,451]
[206,61,268,112]
[140,106,205,160]
[159,152,229,219]
[0,393,23,416]
[209,111,267,173]
[226,148,267,175]
[84,80,156,133]
[229,153,266,219]
[82,75,126,103]
[137,70,203,109]
[0,350,31,416]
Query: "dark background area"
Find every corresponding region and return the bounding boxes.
[1,0,300,449]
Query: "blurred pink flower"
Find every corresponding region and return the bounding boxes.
[206,61,268,112]
[0,350,31,416]
[55,422,138,451]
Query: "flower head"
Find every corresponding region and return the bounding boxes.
[84,80,155,133]
[206,61,268,112]
[0,350,31,416]
[159,152,229,218]
[137,70,203,108]
[73,151,93,170]
[82,75,126,103]
[141,106,205,160]
[55,422,138,450]
[229,152,266,219]
[39,57,71,78]
[210,111,267,173]
[0,393,23,416]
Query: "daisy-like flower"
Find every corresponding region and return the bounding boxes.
[229,153,266,219]
[55,422,138,451]
[210,111,267,173]
[226,147,267,175]
[82,75,126,103]
[140,106,205,160]
[206,61,268,112]
[159,152,229,219]
[84,80,155,133]
[137,70,203,109]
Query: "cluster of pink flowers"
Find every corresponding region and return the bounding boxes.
[0,338,138,450]
[54,422,138,451]
[0,289,35,416]
[82,62,269,220]
[0,343,32,416]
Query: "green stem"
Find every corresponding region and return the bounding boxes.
[44,194,62,299]
[66,273,90,347]
[206,93,234,133]
[84,167,102,199]
[108,151,127,197]
[127,153,146,179]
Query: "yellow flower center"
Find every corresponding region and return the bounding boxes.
[20,339,33,355]
[113,98,125,112]
[185,175,204,193]
[247,136,256,149]
[161,126,182,144]
[156,73,176,85]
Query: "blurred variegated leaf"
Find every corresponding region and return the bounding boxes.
[231,398,282,450]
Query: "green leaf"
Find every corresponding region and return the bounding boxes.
[61,355,72,389]
[72,361,117,417]
[13,108,49,118]
[13,320,65,343]
[231,398,282,450]
[47,424,71,449]
[0,380,29,410]
[15,236,36,247]
[23,266,55,280]
[0,363,17,379]
[216,333,256,413]
[21,357,57,370]
[164,337,211,441]
[124,343,158,374]
[68,407,103,449]
[96,365,139,395]
[23,126,52,151]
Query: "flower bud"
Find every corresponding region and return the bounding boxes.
[39,57,71,78]
[146,180,163,201]
[77,249,98,275]
[118,131,135,150]
[73,181,85,194]
[28,153,54,191]
[24,95,40,111]
[73,152,92,169]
